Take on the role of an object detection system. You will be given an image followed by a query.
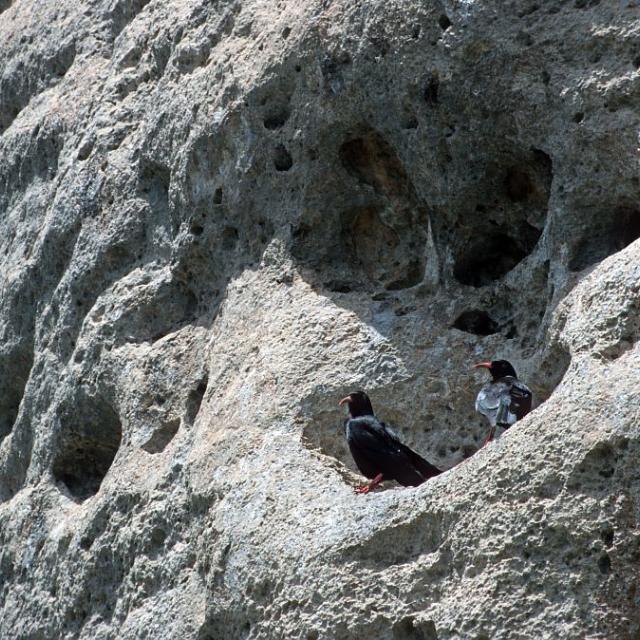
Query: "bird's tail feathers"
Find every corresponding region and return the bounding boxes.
[400,443,441,480]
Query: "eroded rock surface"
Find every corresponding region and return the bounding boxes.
[1,1,639,638]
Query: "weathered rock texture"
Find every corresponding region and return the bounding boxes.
[1,0,639,638]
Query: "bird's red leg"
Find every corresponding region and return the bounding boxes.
[355,473,384,494]
[481,426,495,448]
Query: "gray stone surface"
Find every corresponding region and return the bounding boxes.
[1,0,639,638]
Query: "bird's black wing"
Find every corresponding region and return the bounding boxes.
[396,441,442,481]
[346,417,440,486]
[380,421,442,485]
[509,380,533,421]
[345,417,382,479]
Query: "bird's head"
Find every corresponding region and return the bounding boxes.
[338,390,374,418]
[473,359,518,381]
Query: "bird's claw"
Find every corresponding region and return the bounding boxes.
[354,485,371,494]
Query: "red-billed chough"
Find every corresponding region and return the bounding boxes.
[473,360,532,446]
[339,391,441,494]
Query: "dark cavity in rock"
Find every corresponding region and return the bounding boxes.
[569,205,640,271]
[438,14,452,31]
[454,232,534,287]
[294,129,427,291]
[274,144,293,171]
[185,376,208,424]
[52,393,122,502]
[452,310,499,336]
[424,73,439,105]
[142,419,180,454]
[263,105,290,130]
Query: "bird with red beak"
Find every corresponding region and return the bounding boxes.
[339,390,441,494]
[473,359,532,446]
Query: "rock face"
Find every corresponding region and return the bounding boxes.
[1,0,639,638]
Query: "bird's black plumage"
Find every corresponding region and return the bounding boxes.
[339,391,441,492]
[473,360,532,443]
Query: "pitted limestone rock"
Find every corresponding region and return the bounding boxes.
[1,1,639,639]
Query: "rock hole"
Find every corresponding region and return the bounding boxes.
[393,617,439,640]
[142,419,180,454]
[573,112,584,123]
[53,393,122,502]
[598,553,611,575]
[257,219,272,244]
[273,144,293,171]
[452,310,499,336]
[77,138,94,161]
[323,280,353,293]
[138,158,170,216]
[186,376,208,425]
[263,105,290,130]
[453,232,533,287]
[79,535,93,551]
[438,14,451,30]
[600,526,614,547]
[213,187,223,205]
[424,73,439,105]
[281,26,291,39]
[569,205,640,271]
[222,226,239,250]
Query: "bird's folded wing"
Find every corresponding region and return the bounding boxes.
[348,417,398,452]
[397,442,441,479]
[509,382,533,419]
[351,418,440,482]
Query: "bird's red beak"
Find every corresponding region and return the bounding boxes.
[473,361,492,370]
[338,396,351,406]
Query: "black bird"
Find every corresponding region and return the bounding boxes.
[473,360,532,446]
[339,391,441,494]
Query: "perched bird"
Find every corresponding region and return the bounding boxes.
[339,391,441,494]
[473,360,532,446]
